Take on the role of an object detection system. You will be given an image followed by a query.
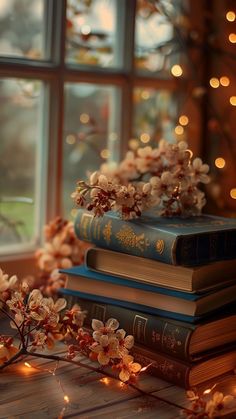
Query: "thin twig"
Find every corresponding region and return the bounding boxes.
[0,305,26,347]
[0,348,25,370]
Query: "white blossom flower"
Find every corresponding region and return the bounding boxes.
[136,146,162,174]
[119,151,139,179]
[118,354,141,382]
[92,318,119,342]
[0,269,18,295]
[192,157,210,184]
[115,328,134,355]
[206,392,235,417]
[90,335,119,365]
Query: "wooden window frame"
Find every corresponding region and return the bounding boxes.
[0,0,203,276]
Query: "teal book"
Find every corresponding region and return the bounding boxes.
[74,208,236,266]
[60,265,236,322]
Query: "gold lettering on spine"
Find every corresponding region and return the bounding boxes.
[156,239,165,254]
[79,213,94,240]
[103,220,112,244]
[93,218,101,240]
[133,315,147,341]
[116,225,149,251]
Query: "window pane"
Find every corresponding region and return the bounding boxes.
[63,82,121,217]
[134,0,188,77]
[132,87,179,148]
[0,0,47,60]
[66,0,120,68]
[0,78,44,251]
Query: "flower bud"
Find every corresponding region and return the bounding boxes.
[143,183,151,193]
[90,171,99,185]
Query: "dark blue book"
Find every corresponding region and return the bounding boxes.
[74,209,236,266]
[60,265,236,323]
[60,291,236,362]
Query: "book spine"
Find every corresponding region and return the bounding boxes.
[74,209,178,265]
[62,293,193,362]
[178,231,236,266]
[132,346,190,388]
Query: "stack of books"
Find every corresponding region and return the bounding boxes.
[61,208,236,388]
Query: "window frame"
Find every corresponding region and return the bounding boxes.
[0,0,203,275]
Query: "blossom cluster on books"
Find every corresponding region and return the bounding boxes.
[72,140,210,219]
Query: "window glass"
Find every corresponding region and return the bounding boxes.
[66,0,119,68]
[0,78,44,250]
[134,0,188,77]
[132,87,178,149]
[63,82,121,217]
[0,0,47,60]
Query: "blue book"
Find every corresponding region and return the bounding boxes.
[74,209,236,266]
[60,265,236,323]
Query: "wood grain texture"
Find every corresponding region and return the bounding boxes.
[0,329,236,419]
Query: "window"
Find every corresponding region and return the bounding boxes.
[1,1,233,270]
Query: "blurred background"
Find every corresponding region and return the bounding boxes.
[0,0,236,255]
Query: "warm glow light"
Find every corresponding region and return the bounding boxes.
[220,76,230,87]
[179,115,189,126]
[80,113,90,124]
[215,157,226,168]
[140,133,150,143]
[141,90,150,100]
[230,188,236,199]
[230,96,236,106]
[175,125,184,135]
[66,134,76,145]
[203,388,212,395]
[100,149,110,159]
[64,395,70,404]
[100,377,110,385]
[226,11,236,22]
[129,138,139,150]
[229,33,236,43]
[171,64,183,77]
[81,25,91,35]
[24,362,32,368]
[209,78,220,88]
[140,362,153,372]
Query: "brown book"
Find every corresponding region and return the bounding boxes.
[132,345,236,388]
[86,247,236,293]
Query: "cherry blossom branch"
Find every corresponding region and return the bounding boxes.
[0,304,26,347]
[0,348,25,370]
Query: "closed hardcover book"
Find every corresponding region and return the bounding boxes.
[74,208,236,266]
[132,345,236,388]
[60,266,236,321]
[86,247,236,293]
[60,292,236,363]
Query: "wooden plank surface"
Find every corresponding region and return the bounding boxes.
[1,309,236,419]
[1,351,236,419]
[0,351,173,419]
